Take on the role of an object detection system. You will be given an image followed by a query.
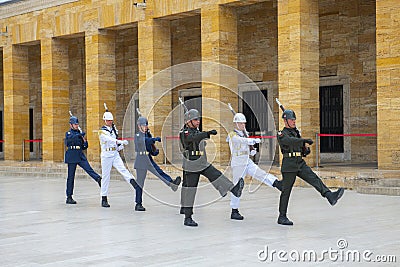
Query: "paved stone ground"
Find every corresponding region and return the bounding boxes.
[0,175,399,266]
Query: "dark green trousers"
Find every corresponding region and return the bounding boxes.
[279,160,330,216]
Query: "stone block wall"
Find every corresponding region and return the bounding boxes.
[319,0,377,162]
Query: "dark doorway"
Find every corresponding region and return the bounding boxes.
[242,89,268,135]
[319,85,344,153]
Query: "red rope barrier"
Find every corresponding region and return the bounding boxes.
[24,139,42,143]
[318,133,377,137]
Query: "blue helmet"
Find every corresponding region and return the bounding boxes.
[69,116,79,124]
[137,116,148,126]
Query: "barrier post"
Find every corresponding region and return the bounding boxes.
[315,132,319,169]
[164,136,167,165]
[22,140,25,162]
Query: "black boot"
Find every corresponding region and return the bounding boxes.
[101,196,110,208]
[277,215,293,226]
[130,179,138,190]
[135,203,146,211]
[169,176,181,192]
[96,177,102,188]
[184,217,198,227]
[66,196,77,204]
[325,188,345,206]
[180,207,185,214]
[230,177,244,198]
[272,179,282,191]
[231,209,244,220]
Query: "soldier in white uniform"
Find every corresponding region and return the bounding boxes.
[227,113,282,220]
[98,110,138,208]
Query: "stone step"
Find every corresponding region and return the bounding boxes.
[356,186,400,196]
[377,179,400,187]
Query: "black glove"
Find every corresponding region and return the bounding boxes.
[208,130,217,135]
[304,139,314,145]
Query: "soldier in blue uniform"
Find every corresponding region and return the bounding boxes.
[65,116,101,204]
[277,109,345,225]
[133,115,181,211]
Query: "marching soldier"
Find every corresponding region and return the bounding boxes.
[65,115,101,204]
[98,108,138,208]
[179,108,244,227]
[277,109,345,225]
[133,114,181,211]
[227,112,282,220]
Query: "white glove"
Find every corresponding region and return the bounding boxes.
[117,144,124,151]
[250,149,257,156]
[253,138,261,144]
[122,140,129,146]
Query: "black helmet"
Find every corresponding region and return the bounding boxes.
[184,109,200,122]
[282,109,296,120]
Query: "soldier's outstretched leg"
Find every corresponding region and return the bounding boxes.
[148,158,181,191]
[78,160,101,187]
[202,165,244,198]
[278,172,296,225]
[297,163,345,206]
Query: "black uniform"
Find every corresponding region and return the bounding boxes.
[277,127,330,217]
[179,126,238,218]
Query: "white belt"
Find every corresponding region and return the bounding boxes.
[137,151,149,155]
[68,146,81,150]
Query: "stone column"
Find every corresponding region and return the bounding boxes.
[3,44,30,161]
[277,0,319,166]
[41,38,69,162]
[201,4,238,165]
[376,1,400,169]
[85,31,116,162]
[138,14,172,162]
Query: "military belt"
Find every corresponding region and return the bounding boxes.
[189,151,203,156]
[233,151,248,156]
[68,146,81,150]
[138,151,149,155]
[105,147,117,151]
[283,152,302,158]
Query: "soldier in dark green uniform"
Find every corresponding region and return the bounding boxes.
[179,109,244,227]
[277,109,344,226]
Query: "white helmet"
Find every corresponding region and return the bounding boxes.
[233,113,246,123]
[103,111,114,121]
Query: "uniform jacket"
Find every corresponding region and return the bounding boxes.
[179,126,210,172]
[98,125,123,158]
[134,130,159,169]
[227,129,255,167]
[277,127,307,172]
[64,129,88,163]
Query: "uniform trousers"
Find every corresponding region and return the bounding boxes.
[279,160,330,216]
[66,161,101,197]
[101,153,135,196]
[181,164,234,217]
[230,159,277,209]
[135,157,173,204]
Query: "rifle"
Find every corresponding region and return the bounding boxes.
[227,103,255,153]
[275,98,310,157]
